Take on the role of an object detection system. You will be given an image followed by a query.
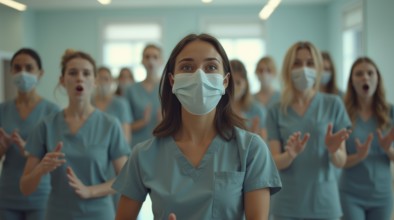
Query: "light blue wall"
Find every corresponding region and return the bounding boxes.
[364,0,394,103]
[29,4,329,105]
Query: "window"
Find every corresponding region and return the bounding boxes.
[203,19,266,93]
[101,22,162,81]
[342,2,363,90]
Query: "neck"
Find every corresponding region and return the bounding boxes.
[16,90,39,105]
[357,96,373,112]
[95,94,112,102]
[66,99,94,118]
[294,89,316,105]
[259,86,273,94]
[176,108,216,144]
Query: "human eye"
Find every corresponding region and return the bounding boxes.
[67,69,78,76]
[179,64,194,73]
[293,60,302,68]
[13,64,22,73]
[307,60,315,67]
[354,70,363,77]
[205,64,218,73]
[83,70,92,77]
[26,64,34,72]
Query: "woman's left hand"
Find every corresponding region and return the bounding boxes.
[10,130,27,156]
[377,127,394,152]
[67,166,92,199]
[325,123,351,153]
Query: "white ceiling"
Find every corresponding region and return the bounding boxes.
[16,0,332,10]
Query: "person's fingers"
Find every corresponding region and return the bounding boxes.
[365,133,374,146]
[326,123,333,137]
[301,133,310,145]
[54,142,63,152]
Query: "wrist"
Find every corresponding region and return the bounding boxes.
[286,149,297,160]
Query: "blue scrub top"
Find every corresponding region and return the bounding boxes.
[25,109,130,220]
[243,100,267,129]
[266,92,351,219]
[0,99,59,210]
[339,105,394,204]
[92,96,133,124]
[255,90,281,109]
[113,127,282,220]
[125,82,160,147]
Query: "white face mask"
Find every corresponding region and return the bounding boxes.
[172,69,225,115]
[291,67,316,91]
[257,73,274,89]
[96,83,114,96]
[13,71,38,92]
[320,71,332,86]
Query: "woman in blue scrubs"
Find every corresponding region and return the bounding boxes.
[0,48,59,220]
[230,59,267,139]
[20,50,130,220]
[124,44,163,147]
[113,33,282,220]
[320,52,343,97]
[93,66,132,144]
[254,56,281,109]
[340,57,394,220]
[266,41,351,220]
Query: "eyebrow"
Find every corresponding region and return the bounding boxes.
[177,57,222,64]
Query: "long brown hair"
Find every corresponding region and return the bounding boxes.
[230,59,252,110]
[344,57,391,129]
[321,51,339,94]
[153,33,245,141]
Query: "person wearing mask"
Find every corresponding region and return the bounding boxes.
[254,56,281,108]
[0,48,59,220]
[266,41,351,220]
[93,66,132,144]
[320,51,343,96]
[230,59,267,139]
[113,33,282,220]
[115,67,134,96]
[124,44,163,147]
[340,57,394,220]
[20,50,130,220]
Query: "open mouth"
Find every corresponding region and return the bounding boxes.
[76,85,84,92]
[362,84,369,92]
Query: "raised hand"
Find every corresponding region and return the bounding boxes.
[285,131,310,159]
[67,166,92,199]
[355,133,373,160]
[0,128,12,150]
[377,127,394,152]
[325,123,351,153]
[168,213,176,220]
[37,142,66,175]
[10,130,27,156]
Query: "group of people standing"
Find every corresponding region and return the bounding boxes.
[0,32,392,220]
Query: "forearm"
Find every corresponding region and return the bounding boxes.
[130,119,147,132]
[344,154,363,168]
[330,147,347,168]
[273,151,295,170]
[89,178,116,198]
[20,165,45,196]
[385,146,394,161]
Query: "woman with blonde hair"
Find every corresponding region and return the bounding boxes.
[340,57,394,220]
[266,41,351,220]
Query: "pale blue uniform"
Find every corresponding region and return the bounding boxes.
[25,110,130,220]
[266,92,351,219]
[339,105,394,220]
[243,100,267,129]
[255,90,281,109]
[0,99,59,220]
[113,127,282,219]
[93,96,133,126]
[125,82,160,147]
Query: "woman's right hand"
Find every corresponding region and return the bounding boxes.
[168,213,176,220]
[37,142,66,175]
[0,128,12,151]
[285,131,310,159]
[355,133,373,160]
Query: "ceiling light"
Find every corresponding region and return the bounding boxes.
[0,0,27,11]
[202,0,213,4]
[259,0,281,20]
[97,0,111,5]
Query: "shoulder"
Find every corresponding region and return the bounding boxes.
[94,109,119,124]
[234,127,267,150]
[40,98,60,111]
[0,100,13,110]
[131,137,171,160]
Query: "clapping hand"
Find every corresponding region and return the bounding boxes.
[355,133,373,160]
[37,142,66,175]
[377,127,394,152]
[325,123,351,153]
[285,131,310,159]
[67,166,92,199]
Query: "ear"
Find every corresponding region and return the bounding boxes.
[223,73,230,89]
[169,73,174,87]
[59,75,65,87]
[38,70,44,79]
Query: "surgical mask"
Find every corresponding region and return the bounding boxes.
[96,83,113,96]
[258,73,274,89]
[13,71,38,92]
[320,71,332,86]
[291,67,316,91]
[172,69,225,115]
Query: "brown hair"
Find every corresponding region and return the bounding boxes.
[143,44,162,57]
[61,49,96,77]
[255,56,277,75]
[11,48,42,70]
[153,33,245,141]
[321,51,339,94]
[344,57,391,130]
[230,59,252,110]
